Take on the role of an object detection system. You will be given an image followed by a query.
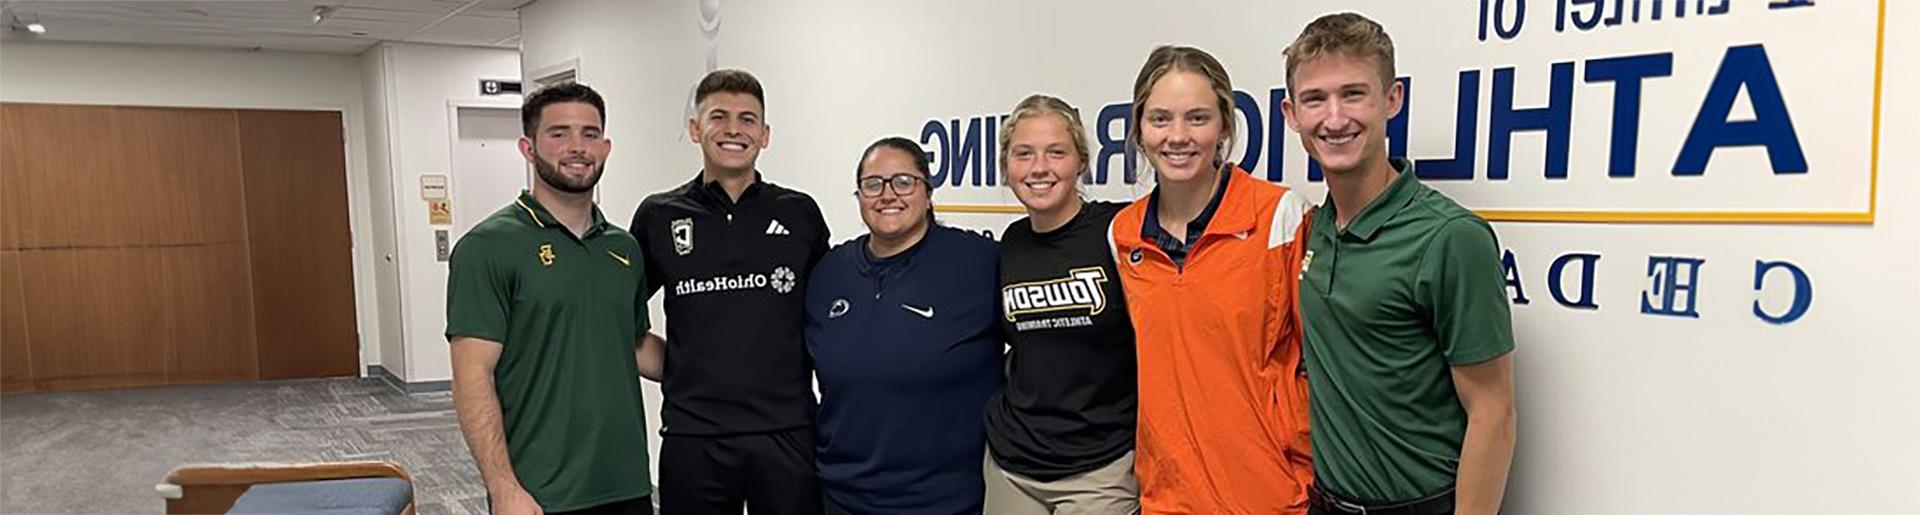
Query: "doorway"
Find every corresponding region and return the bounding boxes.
[450,105,528,239]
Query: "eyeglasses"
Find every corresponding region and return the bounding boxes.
[856,174,927,198]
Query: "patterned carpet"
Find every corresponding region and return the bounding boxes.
[0,377,488,514]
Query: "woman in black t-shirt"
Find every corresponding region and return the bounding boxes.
[983,94,1141,514]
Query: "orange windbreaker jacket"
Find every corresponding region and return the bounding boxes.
[1108,168,1314,514]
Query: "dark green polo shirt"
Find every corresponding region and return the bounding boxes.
[1300,159,1515,503]
[445,191,653,511]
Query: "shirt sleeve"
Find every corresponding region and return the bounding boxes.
[631,203,665,300]
[806,198,831,272]
[631,236,652,336]
[446,234,512,343]
[1418,217,1517,366]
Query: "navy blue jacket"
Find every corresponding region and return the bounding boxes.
[806,225,1004,514]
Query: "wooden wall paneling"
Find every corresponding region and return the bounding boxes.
[1,250,31,394]
[236,110,358,380]
[111,106,250,246]
[0,103,121,249]
[0,105,27,251]
[20,247,174,391]
[164,243,259,384]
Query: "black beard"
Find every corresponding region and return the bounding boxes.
[533,152,603,194]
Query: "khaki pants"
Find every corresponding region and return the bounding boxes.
[983,450,1140,515]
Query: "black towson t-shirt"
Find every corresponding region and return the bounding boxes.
[986,200,1138,480]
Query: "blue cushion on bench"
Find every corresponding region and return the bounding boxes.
[226,477,411,515]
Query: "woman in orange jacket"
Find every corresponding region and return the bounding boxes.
[1107,45,1315,514]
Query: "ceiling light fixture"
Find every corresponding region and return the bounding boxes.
[9,10,46,34]
[311,6,335,25]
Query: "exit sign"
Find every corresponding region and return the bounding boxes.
[480,79,523,96]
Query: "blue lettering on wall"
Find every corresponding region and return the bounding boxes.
[1268,87,1287,181]
[1550,252,1602,309]
[1561,0,1604,31]
[1489,61,1575,180]
[1674,44,1808,175]
[1642,256,1705,318]
[1503,249,1531,304]
[920,119,949,186]
[1415,71,1481,181]
[1234,89,1263,173]
[1585,52,1674,177]
[1095,102,1134,186]
[952,117,983,187]
[1753,259,1813,324]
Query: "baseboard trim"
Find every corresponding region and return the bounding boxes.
[367,365,452,394]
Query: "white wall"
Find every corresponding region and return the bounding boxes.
[522,1,1920,512]
[360,45,409,378]
[360,42,522,383]
[0,40,385,375]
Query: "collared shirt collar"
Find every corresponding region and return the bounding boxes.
[1141,164,1235,247]
[694,170,766,207]
[1320,158,1418,242]
[514,190,609,237]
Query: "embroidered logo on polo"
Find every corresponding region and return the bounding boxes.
[538,244,556,267]
[607,250,631,268]
[1300,249,1316,280]
[1002,267,1108,330]
[671,218,694,256]
[674,265,800,297]
[827,298,850,319]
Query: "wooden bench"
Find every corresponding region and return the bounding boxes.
[156,461,415,515]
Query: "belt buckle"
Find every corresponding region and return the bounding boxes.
[1330,497,1369,515]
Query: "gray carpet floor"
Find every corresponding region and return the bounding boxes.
[0,377,487,514]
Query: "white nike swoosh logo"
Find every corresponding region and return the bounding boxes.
[901,304,934,319]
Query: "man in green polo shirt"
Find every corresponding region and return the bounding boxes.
[447,82,654,515]
[1281,13,1518,515]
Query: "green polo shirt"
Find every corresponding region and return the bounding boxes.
[445,191,653,511]
[1300,159,1515,503]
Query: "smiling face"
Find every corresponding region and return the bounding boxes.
[688,91,769,175]
[1282,52,1402,177]
[1138,70,1228,185]
[856,146,931,243]
[1005,114,1084,217]
[521,101,610,194]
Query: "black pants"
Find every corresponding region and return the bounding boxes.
[658,427,821,515]
[1308,486,1456,515]
[550,495,654,515]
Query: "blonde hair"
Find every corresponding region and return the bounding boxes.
[1283,12,1397,91]
[1128,45,1237,179]
[997,94,1092,181]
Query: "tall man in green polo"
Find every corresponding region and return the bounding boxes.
[1281,13,1519,515]
[448,82,654,515]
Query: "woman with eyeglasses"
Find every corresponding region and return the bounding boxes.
[805,136,1004,514]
